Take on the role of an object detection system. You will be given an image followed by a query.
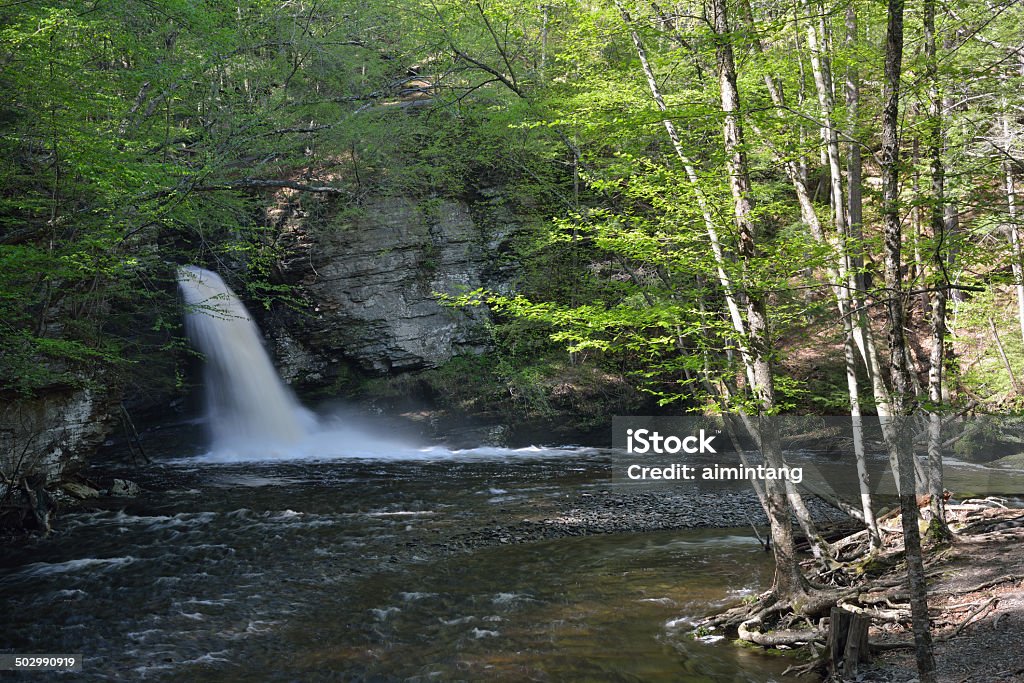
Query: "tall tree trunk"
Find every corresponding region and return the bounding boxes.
[805,0,880,549]
[844,18,881,541]
[1007,150,1024,343]
[923,0,949,533]
[612,0,756,390]
[743,1,880,549]
[615,0,811,589]
[880,0,937,679]
[729,13,831,561]
[841,6,891,415]
[802,0,845,242]
[711,0,810,598]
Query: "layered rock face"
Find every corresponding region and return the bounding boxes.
[0,387,114,507]
[271,194,517,385]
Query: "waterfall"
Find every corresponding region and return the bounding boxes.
[177,265,312,450]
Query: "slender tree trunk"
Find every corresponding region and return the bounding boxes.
[802,0,845,242]
[845,4,862,245]
[539,4,548,80]
[923,0,949,532]
[616,0,810,587]
[804,0,880,549]
[711,0,810,598]
[880,1,937,679]
[839,3,880,515]
[612,1,756,390]
[989,317,1020,391]
[1006,151,1024,343]
[729,10,831,565]
[841,6,891,415]
[738,0,877,554]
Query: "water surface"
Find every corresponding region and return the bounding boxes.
[1,433,797,682]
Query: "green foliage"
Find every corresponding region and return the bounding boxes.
[3,0,1024,428]
[0,0,425,397]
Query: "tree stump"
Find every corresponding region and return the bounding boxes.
[828,606,870,679]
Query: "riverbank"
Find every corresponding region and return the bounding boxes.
[853,505,1024,683]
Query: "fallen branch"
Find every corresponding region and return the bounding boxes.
[938,596,998,641]
[946,575,1022,596]
[941,600,990,610]
[192,178,352,196]
[988,317,1020,393]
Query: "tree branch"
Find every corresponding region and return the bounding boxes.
[191,178,351,196]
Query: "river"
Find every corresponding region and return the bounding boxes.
[1,421,802,682]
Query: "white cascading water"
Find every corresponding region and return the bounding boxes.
[174,264,582,462]
[177,265,313,451]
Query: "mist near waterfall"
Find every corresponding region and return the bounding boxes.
[177,265,566,463]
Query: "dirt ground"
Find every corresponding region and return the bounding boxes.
[856,506,1024,683]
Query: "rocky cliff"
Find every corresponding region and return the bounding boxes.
[267,193,518,389]
[253,190,652,446]
[0,385,115,531]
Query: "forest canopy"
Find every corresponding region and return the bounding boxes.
[0,0,1022,419]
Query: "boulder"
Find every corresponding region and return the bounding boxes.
[986,452,1024,470]
[109,478,142,497]
[61,482,101,499]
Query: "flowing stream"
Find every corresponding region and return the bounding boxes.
[0,425,801,682]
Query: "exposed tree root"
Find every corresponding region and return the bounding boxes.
[699,587,852,647]
[737,609,825,647]
[700,591,779,630]
[783,657,827,679]
[697,500,1023,675]
[837,600,911,624]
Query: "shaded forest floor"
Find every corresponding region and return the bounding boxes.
[832,506,1024,682]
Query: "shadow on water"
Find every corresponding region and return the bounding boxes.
[269,530,790,682]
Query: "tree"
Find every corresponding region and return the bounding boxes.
[708,0,810,599]
[922,0,950,535]
[879,0,937,677]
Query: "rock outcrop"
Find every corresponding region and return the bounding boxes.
[1,386,115,531]
[269,193,518,386]
[0,387,113,486]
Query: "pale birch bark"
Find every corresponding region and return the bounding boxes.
[923,0,948,530]
[744,0,880,549]
[805,2,883,548]
[710,0,810,596]
[612,1,755,390]
[1006,146,1024,343]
